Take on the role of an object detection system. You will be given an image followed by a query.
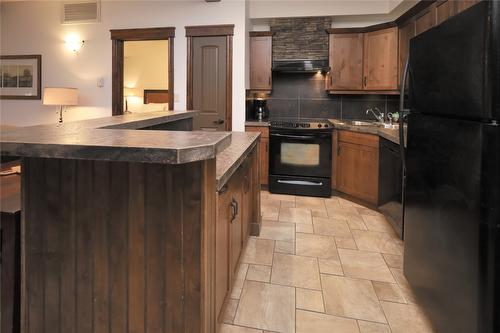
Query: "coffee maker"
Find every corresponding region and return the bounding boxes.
[253,98,269,121]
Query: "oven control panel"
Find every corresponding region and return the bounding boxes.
[270,121,332,130]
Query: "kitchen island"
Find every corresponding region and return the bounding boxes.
[0,110,261,333]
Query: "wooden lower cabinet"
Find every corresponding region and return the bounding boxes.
[334,130,380,205]
[245,126,269,185]
[215,148,259,325]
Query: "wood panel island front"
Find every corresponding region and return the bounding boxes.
[0,110,262,333]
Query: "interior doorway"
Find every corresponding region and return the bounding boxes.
[110,27,175,116]
[186,25,234,131]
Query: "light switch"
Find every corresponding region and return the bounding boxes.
[97,77,104,87]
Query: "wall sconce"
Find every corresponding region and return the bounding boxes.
[65,35,85,53]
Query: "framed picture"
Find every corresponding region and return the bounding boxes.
[0,55,41,100]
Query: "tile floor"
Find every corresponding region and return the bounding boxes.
[220,191,435,333]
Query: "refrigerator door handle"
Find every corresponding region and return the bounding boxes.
[399,57,411,173]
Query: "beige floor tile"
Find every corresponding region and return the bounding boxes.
[347,218,368,231]
[275,240,294,254]
[381,301,435,333]
[241,238,274,266]
[271,253,321,290]
[335,237,358,250]
[230,264,249,299]
[221,299,239,324]
[280,200,295,208]
[372,281,406,303]
[295,223,313,234]
[296,309,359,333]
[357,321,391,333]
[261,204,279,221]
[383,254,404,269]
[259,222,295,242]
[295,233,339,260]
[313,217,352,237]
[219,324,263,333]
[318,258,344,276]
[234,281,295,333]
[296,289,325,313]
[268,193,296,202]
[390,268,417,304]
[339,249,395,283]
[279,207,312,224]
[338,197,365,209]
[357,207,383,217]
[361,215,395,234]
[247,265,272,283]
[352,229,404,255]
[296,196,327,216]
[321,275,387,323]
[324,197,341,209]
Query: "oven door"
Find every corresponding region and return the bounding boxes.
[269,130,332,178]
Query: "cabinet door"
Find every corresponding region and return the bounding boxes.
[415,9,435,35]
[250,36,272,90]
[215,186,231,319]
[435,0,454,25]
[260,138,269,185]
[363,27,398,91]
[337,141,379,204]
[329,33,364,90]
[455,0,480,14]
[229,171,243,275]
[398,20,415,87]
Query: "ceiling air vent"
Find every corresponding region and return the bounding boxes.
[62,0,100,24]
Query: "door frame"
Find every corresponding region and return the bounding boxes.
[110,27,175,116]
[185,24,234,131]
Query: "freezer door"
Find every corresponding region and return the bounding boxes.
[409,1,499,121]
[404,114,499,332]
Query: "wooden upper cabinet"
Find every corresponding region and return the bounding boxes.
[363,27,398,91]
[398,20,415,87]
[455,0,480,14]
[329,33,364,90]
[415,9,435,35]
[250,33,272,91]
[435,0,455,25]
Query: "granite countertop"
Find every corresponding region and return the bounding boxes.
[328,119,407,146]
[216,132,260,191]
[245,120,269,127]
[0,111,232,164]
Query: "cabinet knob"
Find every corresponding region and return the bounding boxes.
[214,118,225,125]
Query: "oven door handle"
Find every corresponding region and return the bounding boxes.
[270,133,321,140]
[277,179,324,186]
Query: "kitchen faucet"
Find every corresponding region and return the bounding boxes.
[366,107,385,123]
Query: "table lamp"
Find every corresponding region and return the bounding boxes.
[43,87,78,123]
[124,87,140,113]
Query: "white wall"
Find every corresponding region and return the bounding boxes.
[0,0,247,131]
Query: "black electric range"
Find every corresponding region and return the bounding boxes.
[268,120,333,197]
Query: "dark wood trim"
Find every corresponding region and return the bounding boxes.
[0,55,41,100]
[185,24,234,37]
[143,89,169,104]
[226,36,233,131]
[249,31,274,37]
[110,27,175,40]
[186,37,193,110]
[111,27,175,115]
[111,40,124,116]
[395,0,437,25]
[326,21,396,34]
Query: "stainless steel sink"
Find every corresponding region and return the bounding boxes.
[335,120,400,129]
[350,121,376,126]
[380,124,400,129]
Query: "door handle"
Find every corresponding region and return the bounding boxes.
[277,180,323,186]
[230,198,238,222]
[270,133,317,140]
[364,76,367,87]
[268,76,271,86]
[214,118,225,125]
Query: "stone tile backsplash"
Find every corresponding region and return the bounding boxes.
[248,73,399,121]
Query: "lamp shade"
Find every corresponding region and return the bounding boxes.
[124,87,141,97]
[43,88,78,106]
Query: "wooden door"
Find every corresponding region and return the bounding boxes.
[215,185,231,319]
[250,35,272,90]
[415,9,435,35]
[229,170,243,275]
[329,33,364,90]
[398,20,415,87]
[435,0,454,25]
[363,27,398,91]
[191,36,227,130]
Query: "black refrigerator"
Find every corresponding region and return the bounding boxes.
[401,1,499,332]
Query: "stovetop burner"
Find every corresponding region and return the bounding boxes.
[269,120,332,130]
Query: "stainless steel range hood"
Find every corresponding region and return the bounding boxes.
[272,59,329,73]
